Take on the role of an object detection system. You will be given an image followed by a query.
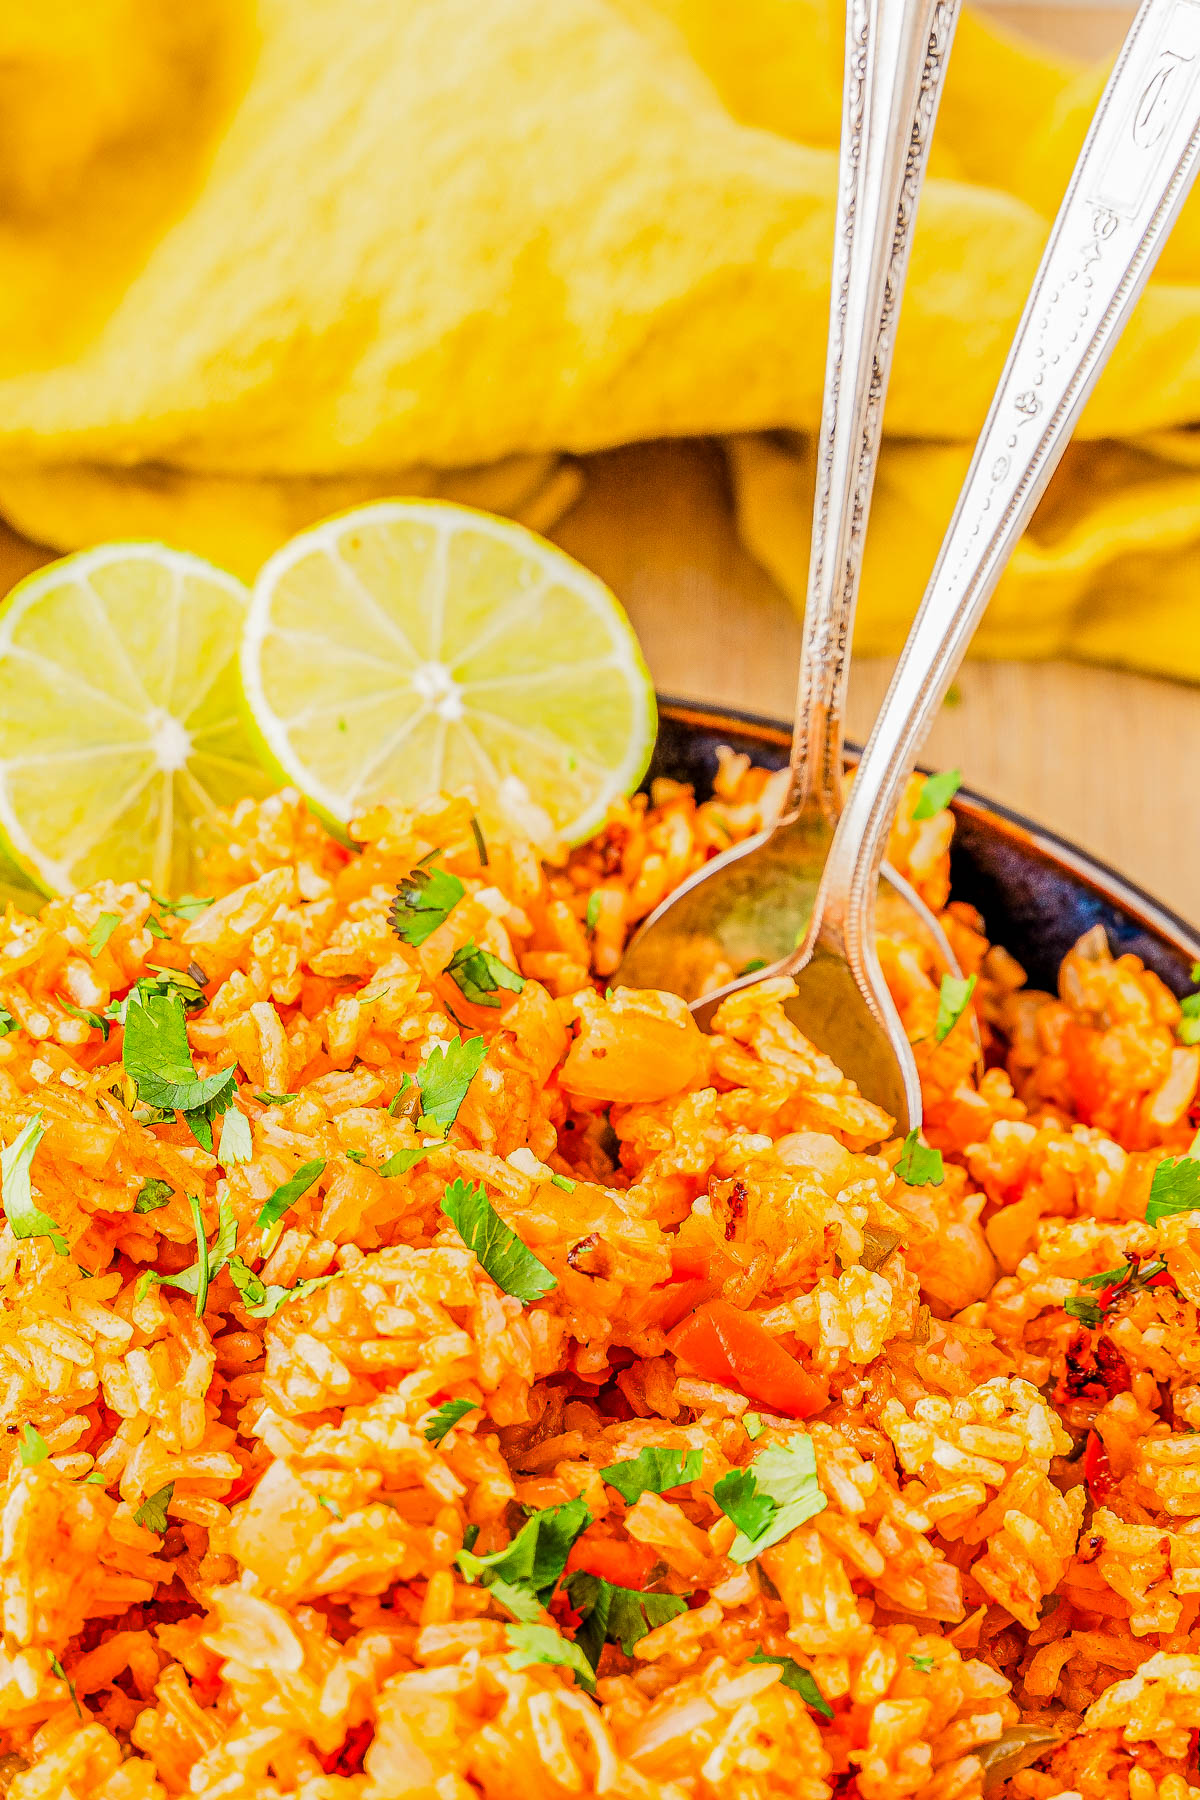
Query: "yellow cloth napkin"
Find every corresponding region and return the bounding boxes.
[1,0,1199,677]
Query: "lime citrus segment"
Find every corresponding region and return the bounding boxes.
[0,544,271,896]
[242,499,656,844]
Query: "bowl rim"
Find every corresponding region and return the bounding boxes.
[657,694,1200,966]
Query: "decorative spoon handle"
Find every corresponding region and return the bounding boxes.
[815,0,1200,961]
[784,0,960,827]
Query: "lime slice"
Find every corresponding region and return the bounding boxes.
[241,500,656,844]
[0,544,270,896]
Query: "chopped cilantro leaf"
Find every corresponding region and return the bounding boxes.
[49,1653,82,1719]
[713,1467,777,1544]
[585,892,602,932]
[416,1036,487,1131]
[1079,1262,1134,1289]
[743,1412,764,1441]
[718,1437,826,1564]
[505,1623,596,1694]
[566,1573,689,1667]
[134,1483,174,1533]
[83,1471,106,1486]
[19,1423,48,1467]
[602,1447,702,1504]
[121,988,235,1150]
[151,893,213,920]
[457,1496,591,1621]
[912,768,962,821]
[256,1091,298,1106]
[1,1115,68,1257]
[550,1172,575,1193]
[145,1194,236,1317]
[378,1143,436,1177]
[61,1000,110,1041]
[1146,1153,1200,1226]
[219,1106,253,1167]
[390,862,465,947]
[387,1075,412,1116]
[895,1131,944,1188]
[0,1009,15,1037]
[1178,991,1200,1045]
[317,1493,343,1520]
[1064,1294,1102,1329]
[344,1149,366,1164]
[446,940,525,1009]
[423,1398,479,1444]
[87,912,120,957]
[145,914,171,940]
[441,1177,556,1304]
[227,1255,332,1319]
[134,1179,174,1213]
[462,1524,479,1553]
[469,816,489,866]
[749,1651,832,1717]
[255,1159,325,1233]
[739,958,768,976]
[909,1652,935,1673]
[934,973,977,1044]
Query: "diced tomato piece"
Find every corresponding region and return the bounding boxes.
[667,1299,827,1419]
[565,1534,657,1590]
[655,1278,716,1332]
[318,1722,374,1776]
[1061,1022,1107,1125]
[669,1243,714,1282]
[1083,1429,1116,1503]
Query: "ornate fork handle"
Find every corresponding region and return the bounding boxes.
[818,0,1200,959]
[784,0,960,826]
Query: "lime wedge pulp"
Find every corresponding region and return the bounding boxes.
[240,499,656,844]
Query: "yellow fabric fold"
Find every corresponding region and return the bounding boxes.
[1,0,1199,675]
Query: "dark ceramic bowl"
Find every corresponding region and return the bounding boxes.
[650,698,1200,998]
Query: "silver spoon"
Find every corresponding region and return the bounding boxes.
[618,0,963,1015]
[694,0,1200,1133]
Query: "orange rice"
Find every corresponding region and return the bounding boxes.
[0,753,1198,1800]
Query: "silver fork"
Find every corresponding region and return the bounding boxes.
[617,0,962,1021]
[695,0,1200,1134]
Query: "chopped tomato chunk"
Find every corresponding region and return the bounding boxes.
[1083,1429,1116,1503]
[565,1534,657,1589]
[667,1299,827,1419]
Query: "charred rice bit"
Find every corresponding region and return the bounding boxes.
[0,769,1194,1799]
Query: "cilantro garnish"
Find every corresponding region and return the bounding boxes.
[416,1036,487,1130]
[150,893,213,920]
[1,1115,68,1256]
[1063,1294,1102,1329]
[134,1482,174,1533]
[1067,1252,1175,1328]
[1178,991,1200,1046]
[1145,1153,1200,1226]
[441,1178,556,1304]
[457,1496,591,1622]
[82,1471,106,1486]
[505,1623,596,1694]
[602,1447,702,1504]
[255,1159,325,1233]
[61,1000,110,1040]
[742,1412,764,1441]
[895,1131,944,1188]
[227,1255,332,1319]
[909,1652,935,1673]
[49,1653,82,1720]
[585,892,602,932]
[145,915,171,940]
[256,1091,298,1106]
[219,1106,253,1167]
[423,1398,480,1444]
[469,817,489,866]
[446,940,525,1008]
[87,912,120,957]
[378,1143,436,1177]
[934,973,977,1044]
[550,1172,575,1193]
[107,969,207,1024]
[143,1194,236,1317]
[134,1179,174,1213]
[566,1573,688,1667]
[121,988,236,1150]
[317,1493,343,1520]
[0,1009,15,1037]
[390,861,465,947]
[19,1423,48,1467]
[912,768,962,821]
[714,1437,827,1564]
[748,1651,832,1718]
[739,958,768,976]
